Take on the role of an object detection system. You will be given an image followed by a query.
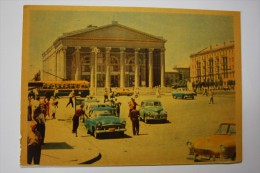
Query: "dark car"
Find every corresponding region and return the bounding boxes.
[84,107,126,138]
[139,99,168,123]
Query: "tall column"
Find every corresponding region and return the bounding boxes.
[105,47,111,88]
[134,48,140,88]
[160,48,165,87]
[120,47,126,88]
[75,46,81,80]
[90,48,95,90]
[91,47,100,96]
[149,48,154,88]
[61,47,67,80]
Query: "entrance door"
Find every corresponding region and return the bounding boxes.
[111,75,119,87]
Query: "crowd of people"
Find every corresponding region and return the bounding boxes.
[27,91,59,165]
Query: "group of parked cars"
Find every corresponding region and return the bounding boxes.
[75,88,236,162]
[75,96,168,139]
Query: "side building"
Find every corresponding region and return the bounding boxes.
[190,41,235,89]
[42,21,167,89]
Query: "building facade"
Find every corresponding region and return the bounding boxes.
[42,21,167,89]
[190,41,235,89]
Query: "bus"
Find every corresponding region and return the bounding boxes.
[28,80,90,98]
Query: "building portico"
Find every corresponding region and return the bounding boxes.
[42,21,167,89]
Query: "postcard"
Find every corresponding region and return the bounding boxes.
[20,5,242,166]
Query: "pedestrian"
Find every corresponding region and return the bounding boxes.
[128,98,138,116]
[53,87,59,99]
[156,86,161,98]
[33,104,46,145]
[209,89,214,104]
[104,88,108,103]
[72,104,86,137]
[27,120,42,165]
[204,88,208,96]
[66,90,75,107]
[28,97,33,121]
[51,97,59,119]
[114,98,122,116]
[130,109,140,135]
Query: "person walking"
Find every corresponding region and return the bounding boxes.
[66,90,75,108]
[33,104,46,145]
[128,98,138,116]
[114,98,122,116]
[51,97,59,119]
[209,89,214,104]
[27,120,42,165]
[104,88,108,103]
[130,109,140,135]
[53,87,59,99]
[72,105,86,137]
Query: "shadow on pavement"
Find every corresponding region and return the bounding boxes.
[42,142,73,150]
[80,153,102,164]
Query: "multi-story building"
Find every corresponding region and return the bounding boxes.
[42,21,167,89]
[190,41,235,89]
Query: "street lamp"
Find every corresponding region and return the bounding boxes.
[92,47,100,96]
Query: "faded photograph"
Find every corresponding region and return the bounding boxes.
[20,6,242,166]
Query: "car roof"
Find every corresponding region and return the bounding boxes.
[219,120,236,125]
[141,99,161,102]
[92,106,115,111]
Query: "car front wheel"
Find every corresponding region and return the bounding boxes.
[93,128,100,139]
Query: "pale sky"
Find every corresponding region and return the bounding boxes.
[27,7,234,79]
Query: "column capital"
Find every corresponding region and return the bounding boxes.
[91,46,100,54]
[105,47,111,52]
[161,48,166,52]
[149,48,154,52]
[75,46,81,52]
[120,47,126,52]
[135,48,140,52]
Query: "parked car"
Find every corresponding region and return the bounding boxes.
[139,99,167,123]
[186,121,236,162]
[114,88,134,96]
[75,96,99,111]
[84,107,126,138]
[172,87,196,99]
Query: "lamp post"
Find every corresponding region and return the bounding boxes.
[92,47,100,96]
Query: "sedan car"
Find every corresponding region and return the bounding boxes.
[114,88,134,96]
[172,88,196,99]
[186,121,236,162]
[84,107,126,138]
[139,99,167,123]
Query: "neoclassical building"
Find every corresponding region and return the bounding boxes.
[42,21,167,88]
[190,41,235,88]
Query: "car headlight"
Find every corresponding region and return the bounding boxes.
[121,120,126,127]
[96,122,102,128]
[220,144,226,152]
[187,141,193,149]
[160,110,167,114]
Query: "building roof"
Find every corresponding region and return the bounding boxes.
[165,67,178,73]
[43,21,167,56]
[58,21,167,42]
[190,41,234,57]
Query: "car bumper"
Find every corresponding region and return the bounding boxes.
[187,154,234,162]
[96,128,126,134]
[146,115,167,121]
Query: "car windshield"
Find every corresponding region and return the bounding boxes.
[92,110,116,117]
[145,101,161,106]
[216,124,236,135]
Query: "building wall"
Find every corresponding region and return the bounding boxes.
[190,42,235,88]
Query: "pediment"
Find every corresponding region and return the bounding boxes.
[62,23,165,42]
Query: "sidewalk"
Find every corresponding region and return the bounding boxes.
[39,117,101,166]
